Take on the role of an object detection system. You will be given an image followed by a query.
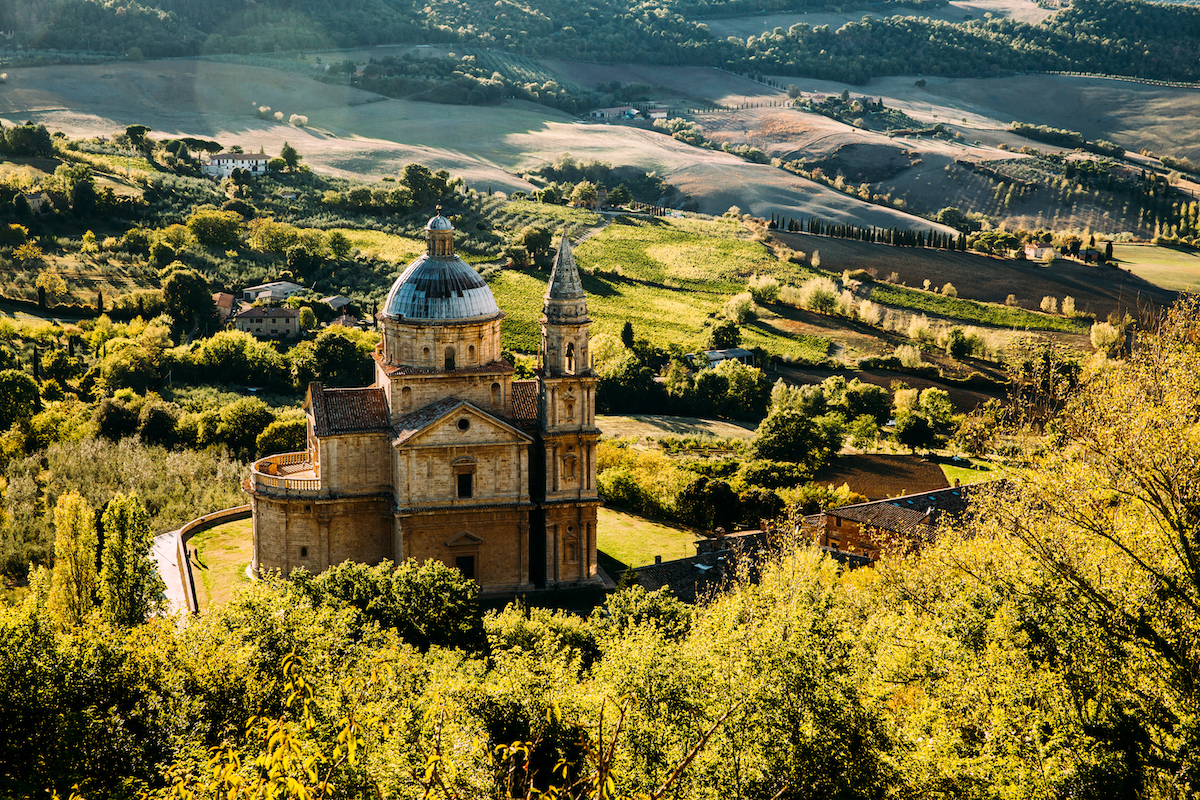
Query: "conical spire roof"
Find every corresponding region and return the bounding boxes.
[545,234,586,301]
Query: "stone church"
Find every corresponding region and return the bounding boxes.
[247,211,601,593]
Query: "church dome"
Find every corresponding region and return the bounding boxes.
[382,253,500,323]
[426,213,454,231]
[381,209,501,323]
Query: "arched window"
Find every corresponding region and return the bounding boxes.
[468,344,476,362]
[422,346,431,363]
[491,382,501,406]
[401,386,412,410]
[565,342,575,373]
[444,347,456,371]
[566,402,575,421]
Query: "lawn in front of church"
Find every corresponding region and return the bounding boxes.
[595,506,699,579]
[189,507,695,608]
[188,518,255,610]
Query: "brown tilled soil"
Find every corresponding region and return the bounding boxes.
[812,453,950,501]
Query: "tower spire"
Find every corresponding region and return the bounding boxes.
[546,233,586,301]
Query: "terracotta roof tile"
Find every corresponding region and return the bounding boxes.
[826,485,979,535]
[392,397,464,445]
[510,380,539,422]
[374,353,515,377]
[309,383,391,437]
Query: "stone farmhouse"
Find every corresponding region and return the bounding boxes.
[234,306,300,339]
[246,211,601,594]
[203,152,271,179]
[801,484,980,561]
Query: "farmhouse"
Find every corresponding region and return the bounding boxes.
[1024,242,1058,261]
[234,306,300,339]
[588,106,638,120]
[246,211,602,595]
[801,484,982,561]
[203,152,271,179]
[242,280,305,304]
[212,292,238,322]
[698,347,755,367]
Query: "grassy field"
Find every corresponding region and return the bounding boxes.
[868,282,1089,332]
[330,228,427,264]
[940,459,1005,486]
[489,215,831,358]
[1112,243,1200,293]
[597,414,755,439]
[596,506,699,575]
[189,518,254,609]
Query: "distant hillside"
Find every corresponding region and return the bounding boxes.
[10,0,1200,87]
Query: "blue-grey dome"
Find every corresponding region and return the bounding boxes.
[426,214,453,230]
[383,254,501,322]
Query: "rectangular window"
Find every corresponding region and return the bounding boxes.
[455,555,475,580]
[300,546,308,558]
[457,473,473,499]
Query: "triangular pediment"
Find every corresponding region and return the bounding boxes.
[446,530,484,547]
[393,399,533,449]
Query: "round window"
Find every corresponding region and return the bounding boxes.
[457,418,470,432]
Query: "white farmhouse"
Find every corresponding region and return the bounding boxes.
[203,152,272,179]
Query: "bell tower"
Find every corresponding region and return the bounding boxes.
[536,234,601,587]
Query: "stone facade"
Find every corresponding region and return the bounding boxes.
[248,212,602,594]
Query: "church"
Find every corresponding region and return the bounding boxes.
[246,210,602,593]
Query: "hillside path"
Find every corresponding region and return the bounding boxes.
[152,531,190,616]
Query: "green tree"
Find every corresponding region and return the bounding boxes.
[402,163,443,209]
[125,124,150,149]
[47,491,98,627]
[94,397,140,441]
[752,408,844,469]
[570,180,598,205]
[893,412,937,451]
[327,230,352,260]
[313,328,371,386]
[163,269,215,337]
[607,184,631,206]
[519,224,553,262]
[842,379,891,425]
[138,396,180,447]
[0,369,40,430]
[186,208,242,249]
[918,387,955,428]
[279,141,300,171]
[676,476,741,531]
[41,349,81,383]
[621,320,635,349]
[303,558,485,650]
[706,319,741,350]
[256,417,307,457]
[218,397,275,454]
[98,493,163,628]
[298,307,318,331]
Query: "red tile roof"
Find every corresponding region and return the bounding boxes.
[509,381,538,422]
[309,383,391,437]
[374,353,515,377]
[392,397,464,444]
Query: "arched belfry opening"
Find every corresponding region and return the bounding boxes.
[565,342,575,374]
